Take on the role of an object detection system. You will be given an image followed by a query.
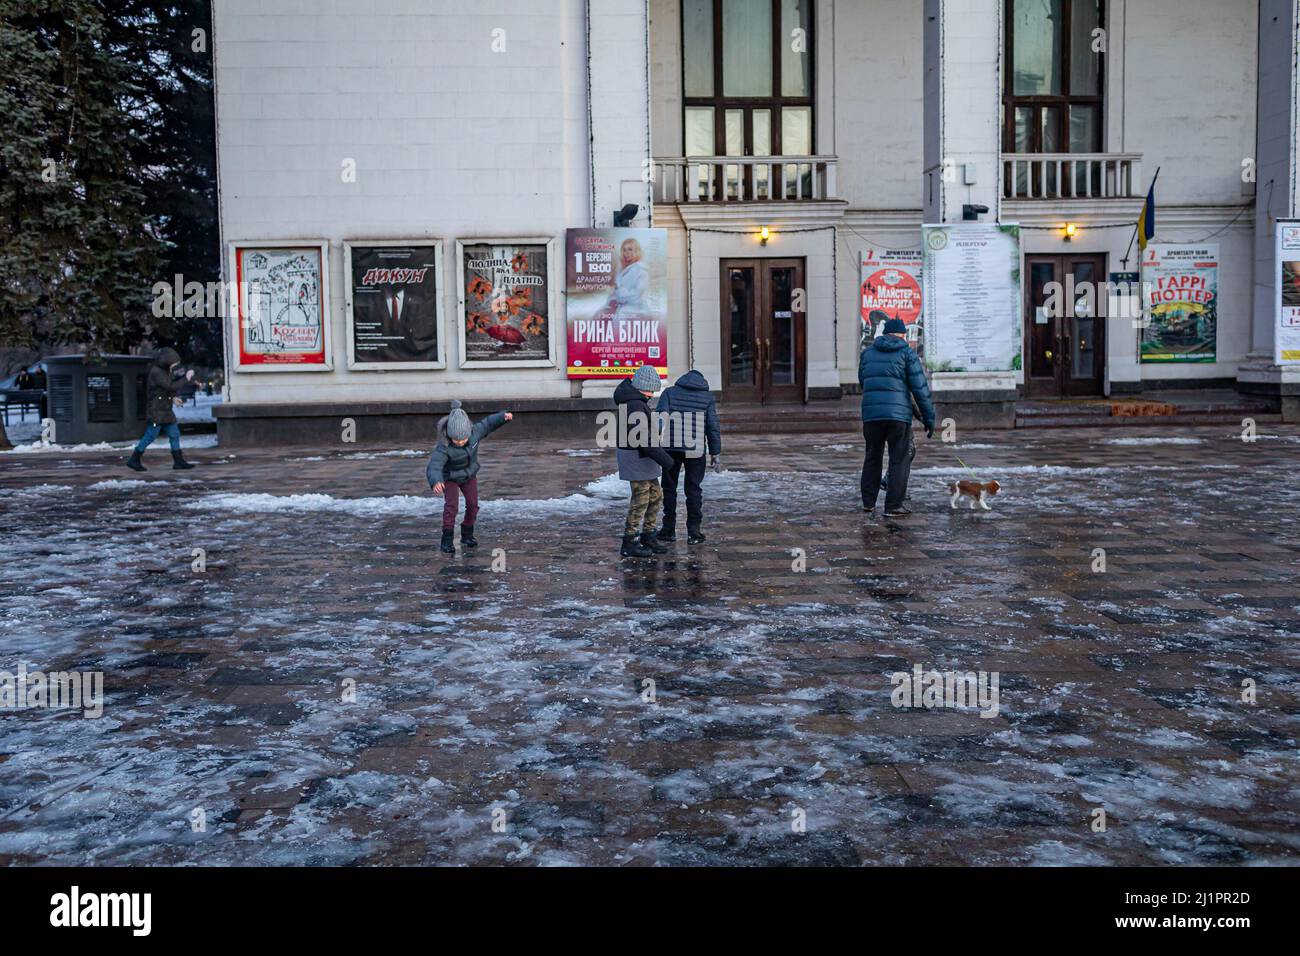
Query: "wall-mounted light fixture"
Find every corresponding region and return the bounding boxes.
[1063,222,1078,242]
[759,225,771,246]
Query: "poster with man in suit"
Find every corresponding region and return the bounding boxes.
[345,242,442,368]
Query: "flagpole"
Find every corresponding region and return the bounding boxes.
[1121,166,1162,269]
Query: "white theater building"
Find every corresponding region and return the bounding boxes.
[211,0,1300,443]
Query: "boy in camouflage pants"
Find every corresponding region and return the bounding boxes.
[613,365,675,558]
[625,479,664,540]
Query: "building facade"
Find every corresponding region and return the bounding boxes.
[212,0,1300,442]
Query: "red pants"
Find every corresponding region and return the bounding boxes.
[442,477,479,531]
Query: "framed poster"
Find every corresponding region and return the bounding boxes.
[860,247,923,359]
[565,228,669,378]
[1140,243,1218,363]
[456,237,558,368]
[921,223,1022,374]
[229,241,331,371]
[343,241,445,370]
[1275,221,1300,364]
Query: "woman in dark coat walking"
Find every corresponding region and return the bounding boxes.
[127,347,195,471]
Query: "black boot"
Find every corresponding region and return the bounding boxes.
[687,524,706,545]
[440,530,455,553]
[461,525,478,548]
[171,449,195,470]
[126,450,146,472]
[656,525,676,542]
[621,534,653,557]
[640,531,668,554]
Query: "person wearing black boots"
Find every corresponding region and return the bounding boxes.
[615,365,675,558]
[859,318,935,516]
[654,369,721,545]
[426,400,512,554]
[126,347,196,472]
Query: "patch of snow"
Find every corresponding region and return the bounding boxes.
[1100,436,1204,446]
[340,449,425,459]
[184,488,616,519]
[0,483,74,498]
[912,463,1238,477]
[3,434,217,454]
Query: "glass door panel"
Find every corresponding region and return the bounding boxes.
[727,266,757,389]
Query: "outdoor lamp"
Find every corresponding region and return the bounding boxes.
[759,225,771,245]
[1064,222,1078,241]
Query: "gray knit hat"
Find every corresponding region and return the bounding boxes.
[630,364,662,393]
[445,400,472,441]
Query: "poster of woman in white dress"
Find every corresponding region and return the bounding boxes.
[565,228,668,378]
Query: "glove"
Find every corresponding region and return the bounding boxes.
[924,424,934,439]
[709,455,721,471]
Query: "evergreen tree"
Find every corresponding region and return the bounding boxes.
[105,0,219,366]
[0,0,164,353]
[0,1,217,448]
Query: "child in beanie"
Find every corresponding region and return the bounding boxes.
[426,400,512,553]
[612,364,675,558]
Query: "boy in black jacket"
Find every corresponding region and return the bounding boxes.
[613,365,675,558]
[426,400,512,553]
[654,369,721,544]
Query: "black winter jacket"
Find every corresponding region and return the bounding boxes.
[612,378,674,473]
[656,370,721,455]
[146,348,187,425]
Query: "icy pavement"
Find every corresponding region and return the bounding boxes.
[0,425,1298,865]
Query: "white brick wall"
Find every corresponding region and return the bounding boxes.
[215,0,614,403]
[216,0,1284,403]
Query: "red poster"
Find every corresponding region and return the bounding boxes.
[232,244,330,369]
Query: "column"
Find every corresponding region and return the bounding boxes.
[1241,0,1300,421]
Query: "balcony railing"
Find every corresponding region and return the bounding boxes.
[1002,152,1142,200]
[653,155,838,203]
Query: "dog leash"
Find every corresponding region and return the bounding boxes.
[953,455,985,483]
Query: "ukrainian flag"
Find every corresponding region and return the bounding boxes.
[1137,183,1156,251]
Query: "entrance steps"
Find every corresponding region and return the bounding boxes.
[716,390,1279,433]
[1015,390,1280,428]
[717,399,861,434]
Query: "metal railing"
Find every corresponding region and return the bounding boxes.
[653,155,838,203]
[1002,152,1142,200]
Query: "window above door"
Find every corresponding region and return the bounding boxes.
[1001,0,1142,201]
[656,0,835,203]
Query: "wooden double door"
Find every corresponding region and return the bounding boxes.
[720,258,806,403]
[1024,254,1107,398]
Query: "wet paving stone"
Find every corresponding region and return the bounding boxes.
[1,424,1299,864]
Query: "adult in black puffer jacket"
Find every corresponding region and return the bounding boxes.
[654,369,721,544]
[858,319,935,516]
[127,347,196,472]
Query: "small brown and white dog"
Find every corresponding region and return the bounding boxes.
[948,479,1000,511]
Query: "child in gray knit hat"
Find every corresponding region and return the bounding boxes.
[612,364,675,558]
[426,400,513,554]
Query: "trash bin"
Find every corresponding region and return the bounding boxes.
[44,355,154,445]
